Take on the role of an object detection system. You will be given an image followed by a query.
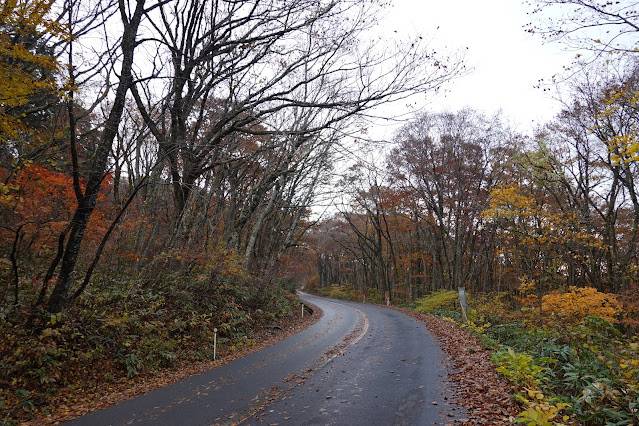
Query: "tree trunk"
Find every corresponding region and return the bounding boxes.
[47,0,146,312]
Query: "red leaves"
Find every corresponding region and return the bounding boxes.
[1,164,112,256]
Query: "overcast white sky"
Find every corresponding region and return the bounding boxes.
[377,0,577,135]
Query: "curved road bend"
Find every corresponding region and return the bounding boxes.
[69,293,457,425]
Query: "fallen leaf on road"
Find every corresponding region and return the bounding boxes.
[387,307,518,425]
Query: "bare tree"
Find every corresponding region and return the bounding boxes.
[130,0,465,231]
[543,60,639,291]
[526,1,639,60]
[388,109,508,291]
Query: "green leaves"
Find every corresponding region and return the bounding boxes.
[493,348,548,388]
[487,315,639,424]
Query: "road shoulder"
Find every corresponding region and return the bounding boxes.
[386,306,519,425]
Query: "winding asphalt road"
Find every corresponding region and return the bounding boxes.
[69,293,459,425]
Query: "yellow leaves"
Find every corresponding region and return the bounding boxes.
[103,312,130,328]
[483,184,538,221]
[590,87,639,166]
[0,0,66,142]
[514,388,571,426]
[607,132,639,164]
[462,320,491,334]
[527,388,545,400]
[48,312,63,327]
[0,181,19,204]
[0,0,68,40]
[516,284,621,326]
[484,183,601,267]
[518,276,537,294]
[494,348,545,388]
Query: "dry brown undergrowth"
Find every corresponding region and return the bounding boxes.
[23,300,322,425]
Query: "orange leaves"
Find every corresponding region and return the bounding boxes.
[515,278,621,327]
[1,165,78,258]
[11,164,77,224]
[542,286,620,325]
[1,164,112,257]
[520,286,621,326]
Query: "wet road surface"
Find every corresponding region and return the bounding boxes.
[69,293,456,425]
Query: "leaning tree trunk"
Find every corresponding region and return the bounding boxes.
[47,0,146,313]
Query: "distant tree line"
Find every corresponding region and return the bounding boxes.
[310,0,639,301]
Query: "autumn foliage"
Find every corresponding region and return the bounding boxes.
[0,0,65,145]
[541,286,620,326]
[306,96,639,424]
[0,165,111,273]
[1,0,639,423]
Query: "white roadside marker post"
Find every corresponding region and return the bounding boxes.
[213,327,218,360]
[458,287,469,324]
[301,303,304,318]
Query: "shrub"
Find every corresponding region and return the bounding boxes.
[0,257,302,424]
[316,284,364,301]
[469,287,637,424]
[492,348,548,388]
[542,287,620,326]
[514,388,570,426]
[414,290,458,314]
[472,292,521,325]
[489,316,639,424]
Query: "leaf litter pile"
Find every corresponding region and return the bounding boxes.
[389,307,519,425]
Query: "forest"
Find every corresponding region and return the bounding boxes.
[0,0,638,424]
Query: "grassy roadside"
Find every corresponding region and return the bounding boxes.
[0,279,320,425]
[462,290,638,426]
